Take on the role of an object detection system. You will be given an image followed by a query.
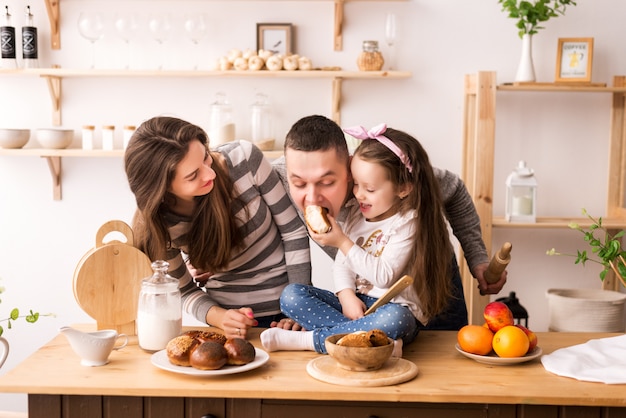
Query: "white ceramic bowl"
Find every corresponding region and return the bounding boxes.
[0,128,31,149]
[36,128,74,149]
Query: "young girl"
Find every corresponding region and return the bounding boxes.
[124,116,311,340]
[261,124,453,354]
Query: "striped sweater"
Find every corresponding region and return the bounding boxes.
[163,140,311,324]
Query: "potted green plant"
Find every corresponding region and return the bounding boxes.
[0,279,51,368]
[546,209,626,332]
[498,0,578,82]
[547,209,626,288]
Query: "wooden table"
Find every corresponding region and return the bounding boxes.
[1,325,625,418]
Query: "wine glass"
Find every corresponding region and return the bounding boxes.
[148,13,171,70]
[114,12,139,69]
[384,12,397,70]
[77,12,104,69]
[183,13,208,70]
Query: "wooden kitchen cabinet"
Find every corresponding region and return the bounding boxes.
[27,395,626,418]
[459,71,626,325]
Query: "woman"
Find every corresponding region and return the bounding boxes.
[124,116,311,339]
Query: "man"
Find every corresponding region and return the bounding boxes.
[272,115,506,330]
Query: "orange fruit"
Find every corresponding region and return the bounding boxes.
[457,325,494,355]
[492,325,530,358]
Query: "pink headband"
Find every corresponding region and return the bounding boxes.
[343,123,413,173]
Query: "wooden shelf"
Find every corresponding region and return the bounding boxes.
[0,68,411,126]
[460,72,626,325]
[0,148,284,200]
[492,216,626,230]
[40,0,408,52]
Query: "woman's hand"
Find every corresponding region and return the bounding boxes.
[208,306,258,339]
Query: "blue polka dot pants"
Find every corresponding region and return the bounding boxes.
[280,283,420,354]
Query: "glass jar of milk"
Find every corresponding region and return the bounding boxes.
[137,260,182,352]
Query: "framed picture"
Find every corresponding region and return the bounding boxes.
[555,37,594,83]
[256,23,293,55]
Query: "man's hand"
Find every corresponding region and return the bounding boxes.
[473,263,507,295]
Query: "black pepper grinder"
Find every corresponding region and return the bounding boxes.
[484,242,512,284]
[0,5,17,68]
[21,5,38,68]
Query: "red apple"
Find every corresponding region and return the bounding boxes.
[483,301,514,332]
[515,324,538,352]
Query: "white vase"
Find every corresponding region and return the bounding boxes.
[0,337,8,369]
[515,34,536,82]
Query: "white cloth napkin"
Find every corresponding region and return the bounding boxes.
[541,334,626,384]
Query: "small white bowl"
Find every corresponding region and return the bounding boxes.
[0,128,31,149]
[36,128,74,149]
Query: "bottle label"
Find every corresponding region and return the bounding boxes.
[22,26,37,59]
[0,26,16,59]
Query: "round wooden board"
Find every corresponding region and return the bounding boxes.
[306,356,418,387]
[73,221,153,328]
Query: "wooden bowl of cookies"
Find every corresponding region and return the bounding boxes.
[325,330,393,372]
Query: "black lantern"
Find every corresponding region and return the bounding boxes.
[496,291,529,327]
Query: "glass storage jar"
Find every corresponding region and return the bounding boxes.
[357,40,384,71]
[208,92,236,146]
[136,260,182,352]
[250,93,275,151]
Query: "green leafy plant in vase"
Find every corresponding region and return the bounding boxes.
[498,0,577,82]
[547,209,626,288]
[0,278,54,368]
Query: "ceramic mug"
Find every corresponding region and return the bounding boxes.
[0,337,8,369]
[60,326,128,367]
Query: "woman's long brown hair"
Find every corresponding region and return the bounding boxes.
[124,116,243,272]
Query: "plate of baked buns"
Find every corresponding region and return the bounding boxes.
[151,330,270,376]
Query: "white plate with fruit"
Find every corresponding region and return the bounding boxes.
[455,344,542,365]
[456,301,542,365]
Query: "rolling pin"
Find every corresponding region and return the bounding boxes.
[484,242,512,284]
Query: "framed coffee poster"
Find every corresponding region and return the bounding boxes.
[555,37,594,83]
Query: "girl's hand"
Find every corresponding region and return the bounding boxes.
[337,289,366,320]
[308,215,353,253]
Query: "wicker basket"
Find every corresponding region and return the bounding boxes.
[546,288,626,332]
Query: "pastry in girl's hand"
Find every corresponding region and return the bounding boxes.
[305,205,331,234]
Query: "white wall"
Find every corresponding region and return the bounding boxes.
[1,0,625,412]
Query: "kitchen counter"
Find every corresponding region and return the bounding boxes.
[0,325,624,418]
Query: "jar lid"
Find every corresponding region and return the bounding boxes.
[362,40,379,51]
[82,125,95,130]
[102,125,115,130]
[123,125,136,130]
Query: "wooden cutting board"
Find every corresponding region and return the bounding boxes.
[73,220,153,335]
[306,356,418,387]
